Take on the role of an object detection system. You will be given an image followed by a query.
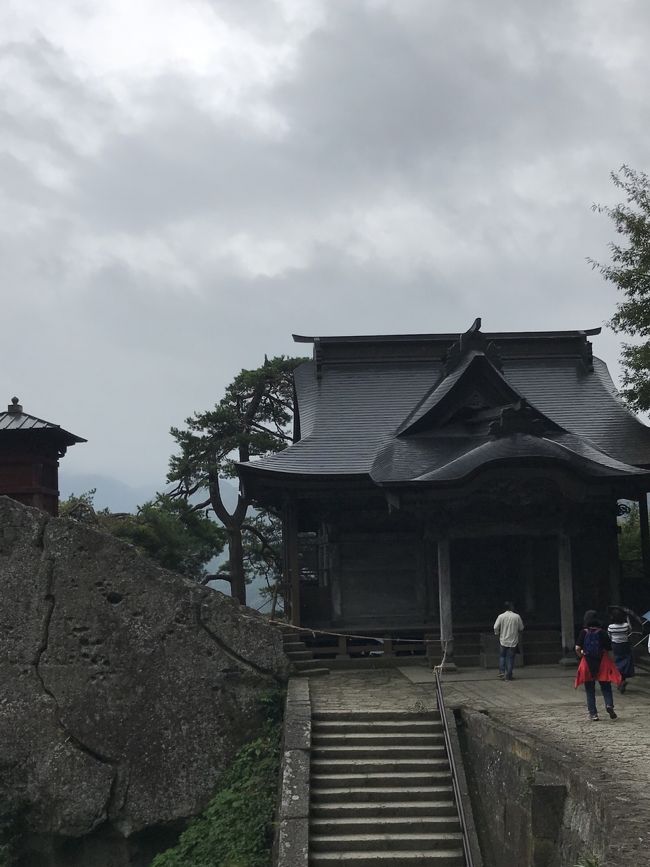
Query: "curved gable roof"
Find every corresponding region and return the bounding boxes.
[239,325,650,487]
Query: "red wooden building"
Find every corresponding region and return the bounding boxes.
[0,397,86,516]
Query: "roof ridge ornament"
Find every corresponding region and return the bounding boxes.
[444,318,502,375]
[489,400,546,438]
[8,396,22,414]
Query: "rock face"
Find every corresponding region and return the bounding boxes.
[0,496,288,866]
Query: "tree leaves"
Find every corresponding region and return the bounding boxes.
[591,165,650,411]
[166,355,306,603]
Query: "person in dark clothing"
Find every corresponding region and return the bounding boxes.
[574,610,621,721]
[607,606,635,692]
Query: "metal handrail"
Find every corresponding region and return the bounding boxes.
[434,668,475,867]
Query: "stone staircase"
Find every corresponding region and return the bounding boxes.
[281,628,330,677]
[309,710,465,865]
[521,630,562,665]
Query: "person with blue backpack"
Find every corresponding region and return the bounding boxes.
[574,609,622,721]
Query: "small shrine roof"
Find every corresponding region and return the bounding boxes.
[0,397,86,446]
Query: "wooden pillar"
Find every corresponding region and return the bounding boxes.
[330,542,342,622]
[557,533,575,665]
[283,501,301,627]
[639,495,650,584]
[608,505,621,603]
[437,539,456,670]
[522,537,535,617]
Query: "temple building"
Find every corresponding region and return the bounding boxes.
[238,321,650,666]
[0,397,85,516]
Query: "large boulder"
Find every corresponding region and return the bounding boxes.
[0,496,288,866]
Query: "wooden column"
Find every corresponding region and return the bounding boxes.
[639,495,650,584]
[283,501,301,627]
[437,539,456,670]
[608,506,621,603]
[557,533,575,665]
[522,537,535,617]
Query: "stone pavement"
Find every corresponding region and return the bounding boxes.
[311,663,650,716]
[310,665,650,862]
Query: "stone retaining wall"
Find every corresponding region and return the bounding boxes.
[275,678,311,867]
[459,708,614,867]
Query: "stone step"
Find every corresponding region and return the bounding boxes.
[525,651,561,664]
[312,771,452,788]
[454,655,480,667]
[310,786,454,804]
[286,649,314,660]
[313,710,441,722]
[313,732,444,747]
[311,801,459,819]
[295,658,327,670]
[312,745,447,760]
[294,667,330,677]
[310,832,463,853]
[313,719,442,734]
[310,816,461,836]
[309,847,465,865]
[283,640,308,650]
[312,758,452,775]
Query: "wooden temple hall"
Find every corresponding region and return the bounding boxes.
[239,321,650,667]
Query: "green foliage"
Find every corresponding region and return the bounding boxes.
[242,511,284,608]
[618,502,641,561]
[168,356,304,487]
[150,692,284,867]
[166,355,306,603]
[574,855,602,867]
[60,491,226,582]
[591,165,650,411]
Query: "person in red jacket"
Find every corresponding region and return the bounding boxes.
[575,609,622,721]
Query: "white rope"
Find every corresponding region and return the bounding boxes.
[267,618,437,645]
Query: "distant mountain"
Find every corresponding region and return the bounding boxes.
[60,474,159,513]
[60,473,240,514]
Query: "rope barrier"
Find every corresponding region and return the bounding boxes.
[268,618,438,645]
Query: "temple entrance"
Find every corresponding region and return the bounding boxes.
[450,535,560,627]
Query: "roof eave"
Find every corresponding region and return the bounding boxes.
[293,327,602,345]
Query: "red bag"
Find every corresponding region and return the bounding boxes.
[574,654,623,688]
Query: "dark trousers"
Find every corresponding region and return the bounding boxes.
[584,680,614,715]
[499,645,516,679]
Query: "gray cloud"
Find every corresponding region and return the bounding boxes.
[1,0,649,492]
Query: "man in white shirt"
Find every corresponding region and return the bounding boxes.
[494,601,524,681]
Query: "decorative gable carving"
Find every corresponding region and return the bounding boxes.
[398,350,521,435]
[489,400,558,438]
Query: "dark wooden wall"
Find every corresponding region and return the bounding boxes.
[0,445,60,515]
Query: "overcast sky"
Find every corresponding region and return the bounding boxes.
[2,0,650,501]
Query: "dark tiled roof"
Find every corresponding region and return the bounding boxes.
[239,329,650,486]
[0,400,85,445]
[371,432,647,486]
